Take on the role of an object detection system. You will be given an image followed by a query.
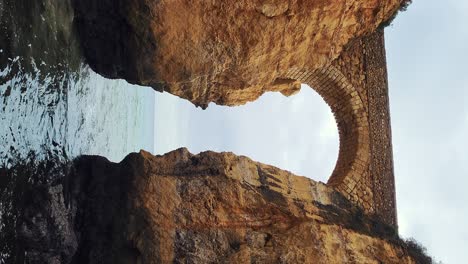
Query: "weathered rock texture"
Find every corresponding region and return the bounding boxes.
[284,30,397,228]
[73,0,401,228]
[73,0,404,107]
[6,150,427,263]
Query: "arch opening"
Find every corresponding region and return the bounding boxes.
[154,63,377,214]
[154,84,339,183]
[282,65,373,210]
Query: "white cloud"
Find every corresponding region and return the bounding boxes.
[154,84,339,182]
[319,114,338,141]
[386,1,468,262]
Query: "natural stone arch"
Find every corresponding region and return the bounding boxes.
[73,0,400,226]
[273,30,397,229]
[282,65,373,213]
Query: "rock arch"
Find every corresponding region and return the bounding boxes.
[281,30,397,228]
[283,65,373,214]
[72,0,401,226]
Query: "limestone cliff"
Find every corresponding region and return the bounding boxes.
[73,0,405,107]
[3,149,430,263]
[71,0,407,226]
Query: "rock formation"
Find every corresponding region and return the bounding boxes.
[0,0,430,263]
[73,0,404,228]
[0,0,422,262]
[73,0,404,107]
[2,150,431,263]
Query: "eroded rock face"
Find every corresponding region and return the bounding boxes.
[5,149,426,263]
[73,0,404,107]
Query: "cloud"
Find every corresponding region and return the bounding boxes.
[386,1,468,262]
[154,84,339,182]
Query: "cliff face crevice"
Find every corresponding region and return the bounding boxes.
[73,0,405,108]
[2,150,425,263]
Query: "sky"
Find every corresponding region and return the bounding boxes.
[154,1,468,263]
[154,86,338,183]
[385,1,468,263]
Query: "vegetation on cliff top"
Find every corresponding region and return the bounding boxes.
[380,0,413,28]
[400,238,443,264]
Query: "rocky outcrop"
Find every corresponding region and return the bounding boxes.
[3,149,431,263]
[71,0,405,228]
[73,0,404,107]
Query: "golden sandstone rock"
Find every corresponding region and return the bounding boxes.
[74,0,403,228]
[8,150,432,263]
[2,0,431,262]
[67,149,419,263]
[67,0,426,262]
[74,0,402,108]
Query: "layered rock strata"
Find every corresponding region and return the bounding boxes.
[6,150,425,263]
[73,0,404,107]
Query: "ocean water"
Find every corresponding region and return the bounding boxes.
[0,0,155,261]
[0,0,155,166]
[0,59,155,165]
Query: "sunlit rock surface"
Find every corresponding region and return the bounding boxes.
[73,0,404,107]
[2,150,428,263]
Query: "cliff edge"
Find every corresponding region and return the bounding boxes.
[2,149,431,263]
[73,0,405,107]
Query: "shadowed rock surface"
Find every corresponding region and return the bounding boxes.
[73,0,405,107]
[1,150,431,263]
